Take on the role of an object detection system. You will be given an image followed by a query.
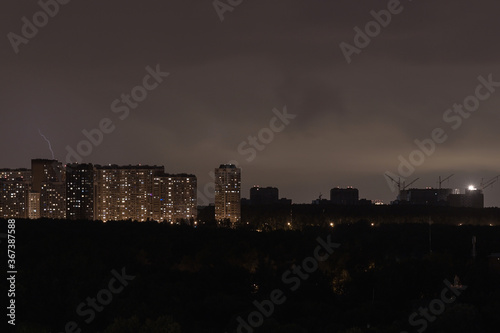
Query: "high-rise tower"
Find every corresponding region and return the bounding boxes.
[31,159,66,219]
[215,164,241,226]
[66,163,94,220]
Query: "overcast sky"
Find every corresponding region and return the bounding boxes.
[1,0,499,206]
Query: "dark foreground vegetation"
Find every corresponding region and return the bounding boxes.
[2,218,500,333]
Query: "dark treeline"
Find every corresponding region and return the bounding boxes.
[3,218,500,333]
[198,205,500,230]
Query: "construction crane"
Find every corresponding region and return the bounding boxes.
[403,178,420,190]
[480,175,499,190]
[438,174,454,189]
[385,175,420,192]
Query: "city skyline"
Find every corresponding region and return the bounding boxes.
[3,1,500,332]
[1,159,198,222]
[1,158,498,209]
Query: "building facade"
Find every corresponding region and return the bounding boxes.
[215,164,241,226]
[0,160,198,222]
[399,188,453,206]
[250,186,279,205]
[330,187,359,205]
[0,169,31,218]
[66,163,95,220]
[94,165,164,222]
[32,159,66,219]
[28,192,40,219]
[151,173,197,223]
[168,174,197,223]
[448,188,484,208]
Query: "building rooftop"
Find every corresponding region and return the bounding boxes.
[94,164,164,170]
[218,164,238,169]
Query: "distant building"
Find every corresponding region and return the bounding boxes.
[250,186,279,205]
[94,165,164,222]
[330,187,359,205]
[358,198,373,206]
[1,160,198,222]
[152,175,169,222]
[241,198,251,206]
[278,197,292,205]
[0,169,31,218]
[312,198,330,205]
[66,163,95,220]
[152,174,197,223]
[448,188,484,208]
[168,174,197,223]
[246,186,292,206]
[32,159,66,219]
[215,164,241,226]
[399,188,453,206]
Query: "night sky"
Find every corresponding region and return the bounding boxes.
[1,0,499,206]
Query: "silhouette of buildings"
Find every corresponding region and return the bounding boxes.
[250,186,278,205]
[394,187,484,208]
[448,188,484,208]
[0,158,496,221]
[330,187,359,205]
[247,186,292,205]
[398,188,453,206]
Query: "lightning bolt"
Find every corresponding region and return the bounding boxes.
[38,129,55,160]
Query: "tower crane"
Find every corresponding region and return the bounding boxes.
[480,175,499,190]
[385,175,420,192]
[438,174,454,189]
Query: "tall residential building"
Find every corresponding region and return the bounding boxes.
[66,163,95,220]
[169,174,197,223]
[215,164,241,226]
[152,175,169,222]
[151,174,197,223]
[94,165,164,222]
[0,169,31,218]
[32,159,66,219]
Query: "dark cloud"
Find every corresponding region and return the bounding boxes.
[1,0,499,206]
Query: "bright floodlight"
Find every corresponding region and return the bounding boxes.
[468,185,477,191]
